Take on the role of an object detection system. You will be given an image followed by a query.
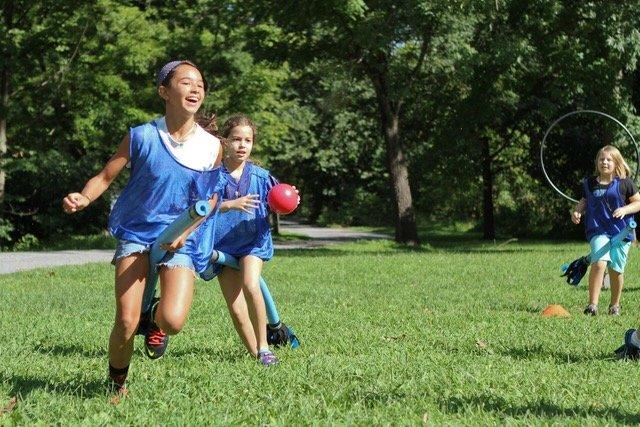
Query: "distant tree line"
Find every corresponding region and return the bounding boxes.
[2,0,640,248]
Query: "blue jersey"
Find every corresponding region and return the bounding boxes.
[215,162,277,261]
[108,121,225,273]
[583,177,634,242]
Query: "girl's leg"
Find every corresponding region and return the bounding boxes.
[609,269,623,308]
[218,267,258,356]
[109,254,148,386]
[155,266,195,335]
[587,260,607,309]
[239,255,269,351]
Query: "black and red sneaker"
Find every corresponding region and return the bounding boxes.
[144,298,169,359]
[145,323,169,359]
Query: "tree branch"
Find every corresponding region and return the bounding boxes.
[397,27,433,107]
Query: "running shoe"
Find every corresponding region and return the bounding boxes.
[145,323,169,360]
[258,349,279,367]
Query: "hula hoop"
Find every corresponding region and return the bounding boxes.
[540,109,640,203]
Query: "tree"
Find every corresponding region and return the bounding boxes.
[0,0,169,244]
[250,1,471,244]
[445,1,640,239]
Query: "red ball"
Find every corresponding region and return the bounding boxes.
[268,183,299,215]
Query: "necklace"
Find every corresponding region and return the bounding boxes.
[167,123,197,145]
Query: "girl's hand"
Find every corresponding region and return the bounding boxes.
[613,206,628,219]
[62,193,90,213]
[231,194,261,213]
[292,186,301,205]
[160,234,188,252]
[571,210,582,224]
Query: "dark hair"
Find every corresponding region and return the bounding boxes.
[161,60,209,92]
[221,114,257,140]
[196,112,220,138]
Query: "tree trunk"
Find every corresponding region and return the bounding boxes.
[367,63,419,245]
[481,136,495,239]
[0,2,13,206]
[0,66,7,206]
[385,113,419,245]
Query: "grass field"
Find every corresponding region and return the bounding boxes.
[2,236,640,425]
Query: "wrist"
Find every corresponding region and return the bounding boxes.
[80,193,92,205]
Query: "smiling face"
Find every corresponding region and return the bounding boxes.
[224,125,254,164]
[158,64,205,115]
[597,150,616,177]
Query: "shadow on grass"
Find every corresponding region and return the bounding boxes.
[33,343,105,359]
[32,342,247,363]
[491,303,543,314]
[439,392,640,424]
[496,344,611,364]
[167,346,249,362]
[274,234,575,256]
[275,246,568,259]
[1,373,107,399]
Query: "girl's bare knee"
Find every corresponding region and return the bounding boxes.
[114,313,139,339]
[159,313,186,335]
[242,282,260,296]
[229,305,248,322]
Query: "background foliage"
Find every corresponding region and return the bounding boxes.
[3,0,640,247]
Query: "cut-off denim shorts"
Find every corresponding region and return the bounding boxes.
[112,240,195,275]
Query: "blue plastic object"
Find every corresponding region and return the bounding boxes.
[560,220,636,286]
[141,201,211,312]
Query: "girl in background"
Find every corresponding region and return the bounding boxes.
[202,114,285,366]
[571,145,640,316]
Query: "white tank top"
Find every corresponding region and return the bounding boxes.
[154,116,220,171]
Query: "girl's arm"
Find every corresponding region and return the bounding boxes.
[62,134,131,214]
[571,198,586,224]
[613,192,640,219]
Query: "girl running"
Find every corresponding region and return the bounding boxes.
[63,60,223,393]
[202,114,285,366]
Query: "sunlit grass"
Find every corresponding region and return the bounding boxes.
[1,238,640,424]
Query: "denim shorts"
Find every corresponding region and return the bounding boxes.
[112,240,195,274]
[589,234,632,273]
[199,263,223,281]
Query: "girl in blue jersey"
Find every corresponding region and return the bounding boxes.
[202,114,283,366]
[62,60,223,393]
[571,145,640,316]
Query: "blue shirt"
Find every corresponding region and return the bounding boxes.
[583,177,635,242]
[108,121,225,273]
[214,162,277,260]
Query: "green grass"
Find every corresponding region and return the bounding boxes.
[2,238,640,424]
[272,231,311,242]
